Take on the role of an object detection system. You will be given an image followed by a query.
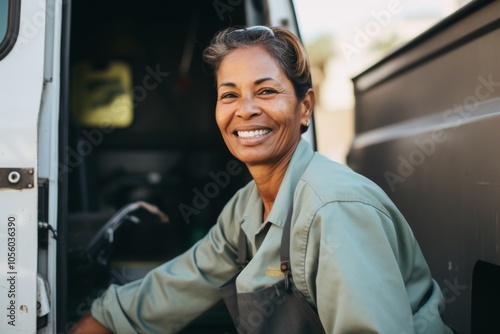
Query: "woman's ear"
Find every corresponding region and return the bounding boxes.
[300,88,315,124]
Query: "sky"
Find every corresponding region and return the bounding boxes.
[293,0,466,41]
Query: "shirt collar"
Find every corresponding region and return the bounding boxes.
[241,139,315,235]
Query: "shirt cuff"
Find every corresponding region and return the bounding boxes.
[91,283,138,334]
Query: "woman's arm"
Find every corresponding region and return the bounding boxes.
[77,212,241,333]
[306,201,441,333]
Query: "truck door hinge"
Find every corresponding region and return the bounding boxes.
[0,168,35,189]
[38,221,58,239]
[38,179,57,244]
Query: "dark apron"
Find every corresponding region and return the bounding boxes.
[219,210,326,334]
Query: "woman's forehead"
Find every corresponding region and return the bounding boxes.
[217,46,286,84]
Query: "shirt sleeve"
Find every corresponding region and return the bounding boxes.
[305,201,452,334]
[91,211,241,334]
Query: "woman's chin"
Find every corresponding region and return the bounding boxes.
[232,149,273,167]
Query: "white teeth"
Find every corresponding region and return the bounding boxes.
[237,129,271,138]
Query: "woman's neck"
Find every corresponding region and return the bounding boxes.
[247,149,295,221]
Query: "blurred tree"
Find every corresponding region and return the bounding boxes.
[305,34,336,106]
[306,34,336,71]
[369,32,404,54]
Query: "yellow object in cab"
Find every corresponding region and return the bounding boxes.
[72,61,133,128]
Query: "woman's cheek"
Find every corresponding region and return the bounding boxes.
[215,105,225,123]
[215,109,231,133]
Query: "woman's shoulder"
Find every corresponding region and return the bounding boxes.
[298,153,394,211]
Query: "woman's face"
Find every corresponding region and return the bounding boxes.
[215,46,313,167]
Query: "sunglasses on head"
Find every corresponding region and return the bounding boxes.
[229,25,275,37]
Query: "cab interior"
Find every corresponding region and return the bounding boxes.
[64,0,261,332]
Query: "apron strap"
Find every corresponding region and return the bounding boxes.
[280,208,293,291]
[237,227,249,270]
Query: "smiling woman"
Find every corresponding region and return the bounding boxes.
[73,25,453,334]
[203,26,315,219]
[214,46,312,172]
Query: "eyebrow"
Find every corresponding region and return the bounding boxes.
[217,77,278,90]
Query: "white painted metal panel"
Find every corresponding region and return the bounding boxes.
[0,0,46,332]
[37,0,63,331]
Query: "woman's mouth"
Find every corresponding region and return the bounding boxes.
[236,129,271,138]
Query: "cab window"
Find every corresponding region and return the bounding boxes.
[0,0,21,61]
[0,0,8,42]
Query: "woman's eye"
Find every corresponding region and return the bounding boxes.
[220,93,237,100]
[260,89,277,95]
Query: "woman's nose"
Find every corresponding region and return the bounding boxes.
[236,96,261,119]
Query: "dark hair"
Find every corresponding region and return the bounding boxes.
[203,26,312,101]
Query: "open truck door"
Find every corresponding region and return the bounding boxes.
[1,0,68,332]
[0,0,63,332]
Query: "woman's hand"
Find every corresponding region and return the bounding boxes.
[70,313,113,334]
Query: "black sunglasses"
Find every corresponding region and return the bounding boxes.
[229,25,275,37]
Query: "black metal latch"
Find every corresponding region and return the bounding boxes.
[0,168,35,189]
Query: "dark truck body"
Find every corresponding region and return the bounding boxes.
[347,0,500,332]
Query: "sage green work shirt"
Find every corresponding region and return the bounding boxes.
[92,139,452,334]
